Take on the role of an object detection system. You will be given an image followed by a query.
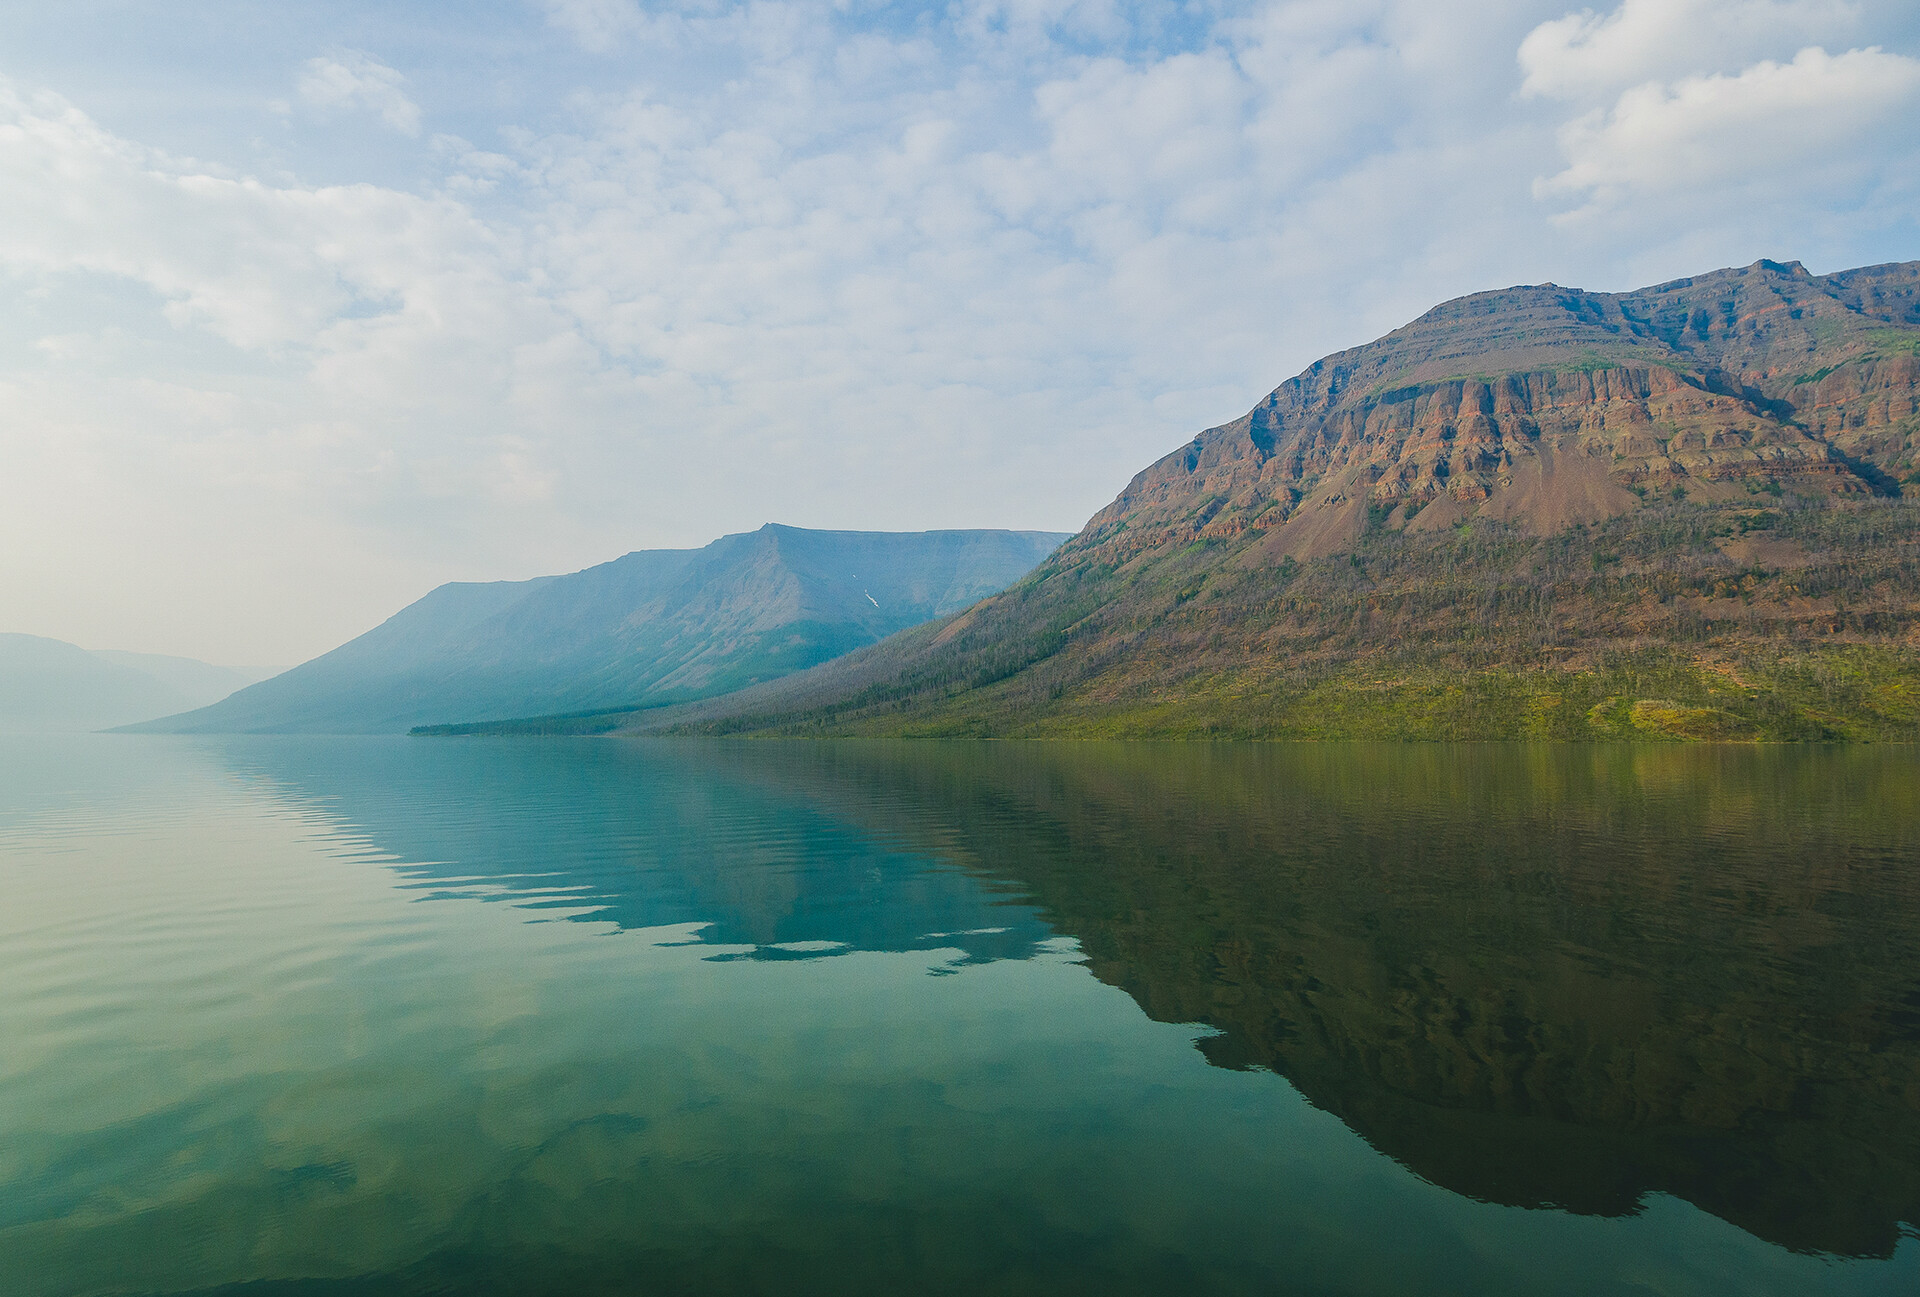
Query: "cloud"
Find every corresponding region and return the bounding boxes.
[0,80,513,349]
[1,2,1917,661]
[0,82,341,346]
[0,76,587,657]
[1537,44,1920,214]
[543,0,633,51]
[297,52,422,135]
[1518,0,1858,99]
[541,0,673,52]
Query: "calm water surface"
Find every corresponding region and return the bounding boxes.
[2,736,1917,1295]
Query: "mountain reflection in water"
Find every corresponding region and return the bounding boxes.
[225,737,1920,1260]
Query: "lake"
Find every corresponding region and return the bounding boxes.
[2,736,1917,1295]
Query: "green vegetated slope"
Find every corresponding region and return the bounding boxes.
[596,259,1920,741]
[134,525,1068,734]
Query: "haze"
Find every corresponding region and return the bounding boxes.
[3,0,1918,664]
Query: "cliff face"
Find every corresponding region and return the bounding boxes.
[1086,261,1920,562]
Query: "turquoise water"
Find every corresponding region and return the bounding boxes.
[1,736,1917,1296]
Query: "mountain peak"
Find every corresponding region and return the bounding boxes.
[618,258,1920,744]
[1079,259,1919,564]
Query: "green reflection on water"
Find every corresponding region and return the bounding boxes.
[0,736,1915,1296]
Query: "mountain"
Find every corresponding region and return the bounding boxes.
[492,258,1919,741]
[90,650,280,702]
[1081,257,1915,550]
[132,525,1070,734]
[0,635,267,732]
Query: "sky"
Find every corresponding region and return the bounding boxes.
[3,0,1918,664]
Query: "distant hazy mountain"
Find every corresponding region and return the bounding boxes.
[91,650,279,704]
[0,635,269,732]
[132,524,1070,734]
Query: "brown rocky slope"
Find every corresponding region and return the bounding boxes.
[440,260,1920,740]
[1089,257,1917,559]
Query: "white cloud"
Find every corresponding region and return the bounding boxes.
[0,83,339,346]
[0,81,513,350]
[540,0,711,53]
[1518,0,1858,98]
[542,0,642,51]
[1538,44,1920,213]
[0,78,592,656]
[297,52,422,135]
[0,1,1917,661]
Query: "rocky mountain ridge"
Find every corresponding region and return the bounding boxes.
[1087,259,1918,565]
[482,259,1920,742]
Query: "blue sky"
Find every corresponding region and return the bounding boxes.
[3,0,1919,661]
